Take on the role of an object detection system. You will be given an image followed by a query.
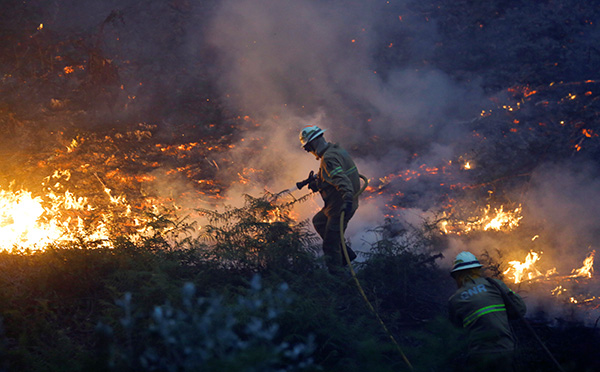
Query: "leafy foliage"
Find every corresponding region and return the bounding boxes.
[197,193,320,274]
[358,219,453,323]
[100,276,317,372]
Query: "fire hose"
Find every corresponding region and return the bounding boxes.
[485,278,566,372]
[340,174,414,371]
[299,172,561,371]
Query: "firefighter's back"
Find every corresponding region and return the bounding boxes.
[448,276,517,371]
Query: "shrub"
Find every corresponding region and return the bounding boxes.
[99,275,317,372]
[197,194,320,274]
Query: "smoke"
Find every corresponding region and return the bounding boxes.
[201,0,488,232]
[11,0,599,254]
[435,159,600,325]
[521,161,600,271]
[206,0,376,118]
[206,0,485,146]
[3,0,600,324]
[7,0,485,214]
[440,160,600,267]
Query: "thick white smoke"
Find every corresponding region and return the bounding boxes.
[192,0,600,322]
[202,0,490,250]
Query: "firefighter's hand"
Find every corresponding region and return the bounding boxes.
[343,198,353,216]
[308,179,319,192]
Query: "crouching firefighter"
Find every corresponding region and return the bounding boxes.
[298,125,360,273]
[448,251,527,372]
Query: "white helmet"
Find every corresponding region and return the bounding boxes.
[451,251,482,273]
[299,125,325,147]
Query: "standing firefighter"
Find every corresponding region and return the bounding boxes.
[299,125,359,273]
[448,251,526,372]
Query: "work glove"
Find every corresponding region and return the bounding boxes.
[308,179,319,193]
[342,198,353,216]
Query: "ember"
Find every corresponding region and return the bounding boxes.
[439,204,523,235]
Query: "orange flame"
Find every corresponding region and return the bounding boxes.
[504,250,595,285]
[503,251,551,284]
[569,250,594,278]
[0,178,161,252]
[440,204,523,234]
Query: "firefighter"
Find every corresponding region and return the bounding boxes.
[299,125,360,273]
[448,251,527,372]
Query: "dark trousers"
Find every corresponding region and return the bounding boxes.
[312,207,356,272]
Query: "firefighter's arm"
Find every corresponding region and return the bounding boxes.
[496,279,527,318]
[506,288,527,317]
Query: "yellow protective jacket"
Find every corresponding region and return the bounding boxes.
[448,277,526,354]
[316,143,360,215]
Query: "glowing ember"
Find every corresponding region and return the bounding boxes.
[482,205,523,231]
[440,204,523,234]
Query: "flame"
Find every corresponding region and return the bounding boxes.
[0,177,163,253]
[440,204,523,234]
[503,250,595,285]
[0,187,110,252]
[263,207,284,224]
[503,251,555,284]
[551,274,598,306]
[482,205,523,231]
[569,250,594,278]
[0,189,48,250]
[508,85,537,98]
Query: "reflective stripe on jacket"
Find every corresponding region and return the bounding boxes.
[448,277,526,354]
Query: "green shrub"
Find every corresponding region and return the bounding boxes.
[197,194,320,274]
[99,275,317,372]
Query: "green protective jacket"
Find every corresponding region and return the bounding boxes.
[317,143,360,215]
[448,277,526,354]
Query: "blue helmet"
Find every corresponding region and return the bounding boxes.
[299,125,326,148]
[451,251,483,273]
